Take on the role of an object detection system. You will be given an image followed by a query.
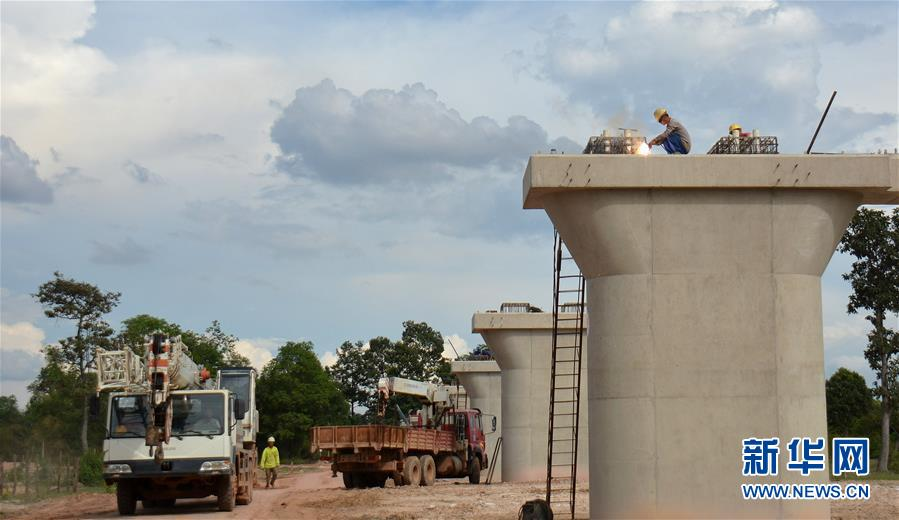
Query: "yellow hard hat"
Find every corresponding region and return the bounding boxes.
[729,123,742,133]
[653,108,668,122]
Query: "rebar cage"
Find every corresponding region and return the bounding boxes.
[707,136,778,154]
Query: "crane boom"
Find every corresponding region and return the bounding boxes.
[376,376,467,426]
[96,333,209,463]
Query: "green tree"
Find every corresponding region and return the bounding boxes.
[256,341,348,458]
[335,321,451,423]
[328,340,372,415]
[0,395,26,460]
[203,320,250,367]
[119,315,249,375]
[399,320,450,383]
[33,272,120,452]
[25,348,94,454]
[826,368,871,437]
[838,207,899,471]
[119,314,183,354]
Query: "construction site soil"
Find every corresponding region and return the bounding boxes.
[1,463,895,519]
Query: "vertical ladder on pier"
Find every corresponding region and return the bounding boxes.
[545,230,586,519]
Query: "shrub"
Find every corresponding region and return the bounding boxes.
[79,449,104,486]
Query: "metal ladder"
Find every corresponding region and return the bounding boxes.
[545,230,586,519]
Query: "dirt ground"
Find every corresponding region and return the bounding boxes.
[1,463,896,519]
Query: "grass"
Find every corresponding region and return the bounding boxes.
[0,484,113,505]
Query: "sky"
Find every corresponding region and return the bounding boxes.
[1,1,897,406]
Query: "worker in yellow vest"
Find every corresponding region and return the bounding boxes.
[260,436,280,488]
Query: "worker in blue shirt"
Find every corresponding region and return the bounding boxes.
[648,108,691,154]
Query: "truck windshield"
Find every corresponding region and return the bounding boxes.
[171,394,224,436]
[219,373,249,420]
[110,395,149,438]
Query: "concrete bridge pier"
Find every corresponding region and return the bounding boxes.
[473,309,589,483]
[451,360,503,481]
[523,154,898,518]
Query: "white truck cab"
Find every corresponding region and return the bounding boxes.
[103,389,245,514]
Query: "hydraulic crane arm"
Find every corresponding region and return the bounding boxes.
[376,376,459,422]
[96,333,209,462]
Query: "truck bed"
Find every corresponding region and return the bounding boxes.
[311,425,456,454]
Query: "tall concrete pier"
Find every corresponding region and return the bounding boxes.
[523,154,898,518]
[451,360,503,481]
[473,308,588,482]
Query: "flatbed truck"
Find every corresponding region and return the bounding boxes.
[310,377,494,488]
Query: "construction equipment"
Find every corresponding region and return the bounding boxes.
[96,334,257,515]
[584,128,648,155]
[545,231,586,519]
[707,129,778,154]
[311,376,495,488]
[376,376,465,424]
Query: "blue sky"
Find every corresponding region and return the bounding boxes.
[1,1,897,405]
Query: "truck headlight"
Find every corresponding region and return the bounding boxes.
[104,463,132,474]
[199,460,232,473]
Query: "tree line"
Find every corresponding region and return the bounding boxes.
[0,272,456,464]
[0,207,895,472]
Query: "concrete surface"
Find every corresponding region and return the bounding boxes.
[451,360,503,481]
[473,311,588,483]
[523,154,898,519]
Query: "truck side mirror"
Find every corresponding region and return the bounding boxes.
[234,400,245,420]
[89,394,101,418]
[491,416,497,433]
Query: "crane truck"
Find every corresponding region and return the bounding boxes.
[310,376,495,489]
[95,333,258,515]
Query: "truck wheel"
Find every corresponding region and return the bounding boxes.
[116,481,137,515]
[419,455,436,486]
[342,472,355,489]
[391,471,405,487]
[468,456,481,484]
[236,478,253,505]
[370,473,388,488]
[402,456,421,487]
[217,475,236,512]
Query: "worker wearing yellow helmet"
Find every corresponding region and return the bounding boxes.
[260,436,280,488]
[729,123,749,137]
[648,108,691,154]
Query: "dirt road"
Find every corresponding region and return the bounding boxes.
[3,464,896,519]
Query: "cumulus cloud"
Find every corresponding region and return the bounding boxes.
[123,160,164,184]
[319,351,338,368]
[442,334,470,360]
[89,237,151,266]
[1,1,113,108]
[0,321,46,355]
[271,79,567,184]
[266,79,576,239]
[0,321,46,399]
[532,2,896,151]
[1,135,53,204]
[234,338,278,370]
